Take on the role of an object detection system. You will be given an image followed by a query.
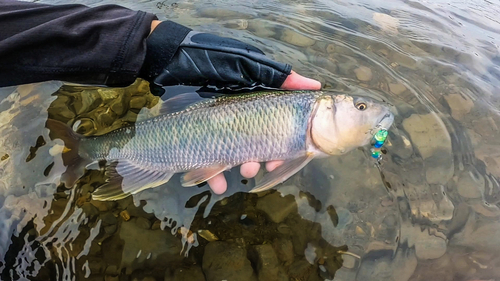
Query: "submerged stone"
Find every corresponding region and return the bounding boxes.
[202,241,257,281]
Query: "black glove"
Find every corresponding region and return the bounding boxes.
[139,21,292,90]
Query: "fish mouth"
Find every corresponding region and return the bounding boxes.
[375,112,394,131]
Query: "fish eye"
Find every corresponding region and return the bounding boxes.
[355,102,367,111]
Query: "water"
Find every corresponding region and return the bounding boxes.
[1,0,499,280]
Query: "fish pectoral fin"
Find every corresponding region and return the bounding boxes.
[92,160,174,201]
[181,164,231,187]
[249,154,315,193]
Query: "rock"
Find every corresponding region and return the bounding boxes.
[326,44,336,54]
[425,152,453,185]
[414,234,447,260]
[90,200,115,212]
[81,202,99,218]
[247,19,276,38]
[456,169,485,199]
[281,29,315,47]
[223,19,249,30]
[288,259,314,280]
[100,213,118,225]
[402,113,452,159]
[251,244,288,281]
[165,266,206,281]
[342,254,356,269]
[255,192,297,224]
[104,225,117,235]
[272,238,294,266]
[97,112,116,129]
[202,241,257,281]
[135,217,152,229]
[104,276,119,281]
[73,91,101,115]
[354,66,373,81]
[74,118,96,135]
[119,221,183,274]
[129,96,147,110]
[444,93,474,120]
[389,83,407,95]
[372,13,399,35]
[105,265,119,275]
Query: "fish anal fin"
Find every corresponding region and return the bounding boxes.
[92,160,173,201]
[181,164,230,187]
[249,154,315,193]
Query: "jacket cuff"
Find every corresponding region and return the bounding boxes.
[138,21,192,82]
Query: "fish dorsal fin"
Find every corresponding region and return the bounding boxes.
[181,164,231,187]
[249,153,315,193]
[159,92,208,115]
[92,160,174,201]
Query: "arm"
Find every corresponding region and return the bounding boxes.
[0,0,156,87]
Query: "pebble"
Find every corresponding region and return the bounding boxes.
[73,91,101,115]
[81,202,99,218]
[74,118,96,135]
[281,29,316,47]
[272,238,294,266]
[104,225,117,235]
[129,96,147,110]
[197,229,219,242]
[372,12,399,35]
[287,259,313,280]
[414,234,447,260]
[90,200,114,212]
[354,66,373,81]
[119,221,183,273]
[342,254,357,269]
[389,82,407,95]
[120,210,131,221]
[425,153,454,185]
[135,217,152,229]
[255,192,297,224]
[97,112,115,127]
[100,212,118,225]
[402,113,452,159]
[457,169,485,199]
[252,244,288,281]
[444,93,474,120]
[202,241,257,281]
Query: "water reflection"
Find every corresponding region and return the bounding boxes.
[2,0,500,279]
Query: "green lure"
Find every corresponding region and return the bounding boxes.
[370,129,388,159]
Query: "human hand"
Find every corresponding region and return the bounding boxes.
[141,21,321,194]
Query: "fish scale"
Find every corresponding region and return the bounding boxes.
[81,91,319,172]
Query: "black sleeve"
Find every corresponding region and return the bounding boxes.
[0,0,158,87]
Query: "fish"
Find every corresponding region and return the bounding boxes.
[46,90,394,201]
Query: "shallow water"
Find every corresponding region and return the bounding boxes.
[1,0,500,280]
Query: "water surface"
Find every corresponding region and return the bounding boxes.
[1,0,500,280]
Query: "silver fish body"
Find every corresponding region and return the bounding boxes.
[82,91,318,171]
[61,90,394,200]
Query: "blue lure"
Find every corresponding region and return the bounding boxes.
[370,129,388,159]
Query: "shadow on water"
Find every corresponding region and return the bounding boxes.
[1,0,500,280]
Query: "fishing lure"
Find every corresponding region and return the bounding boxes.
[370,129,388,159]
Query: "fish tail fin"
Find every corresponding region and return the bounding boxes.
[45,119,88,188]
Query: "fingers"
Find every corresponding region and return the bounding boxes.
[280,70,321,90]
[240,162,261,178]
[266,160,284,172]
[207,160,285,195]
[207,173,227,195]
